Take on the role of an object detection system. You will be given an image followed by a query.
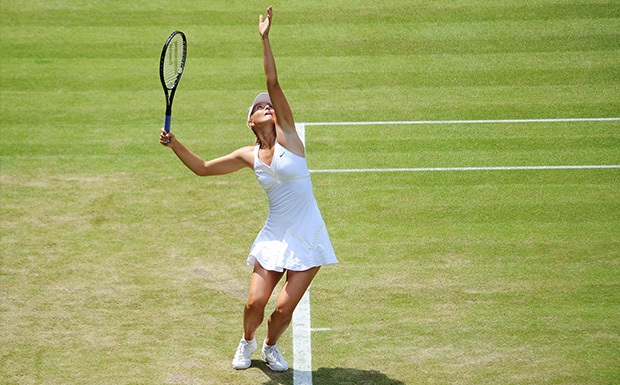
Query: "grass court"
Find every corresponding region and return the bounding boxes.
[1,1,619,384]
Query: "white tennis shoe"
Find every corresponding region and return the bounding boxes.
[261,341,288,372]
[232,338,257,370]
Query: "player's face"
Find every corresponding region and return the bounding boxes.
[251,102,275,121]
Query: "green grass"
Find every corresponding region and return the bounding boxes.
[1,1,619,384]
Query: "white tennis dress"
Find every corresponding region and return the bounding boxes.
[247,141,338,272]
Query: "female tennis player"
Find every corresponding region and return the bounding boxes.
[159,6,338,372]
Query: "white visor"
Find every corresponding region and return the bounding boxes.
[247,92,272,122]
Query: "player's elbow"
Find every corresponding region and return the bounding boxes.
[193,163,213,177]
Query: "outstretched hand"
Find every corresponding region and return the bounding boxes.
[259,6,272,37]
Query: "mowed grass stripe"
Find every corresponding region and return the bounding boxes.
[1,0,619,384]
[305,121,620,171]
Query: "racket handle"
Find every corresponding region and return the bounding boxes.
[164,114,171,133]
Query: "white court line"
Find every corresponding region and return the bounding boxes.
[302,117,620,126]
[292,290,312,385]
[310,165,620,174]
[293,124,313,385]
[296,123,306,145]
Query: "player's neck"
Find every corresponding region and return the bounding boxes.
[256,127,276,149]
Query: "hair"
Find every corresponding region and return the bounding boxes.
[250,125,265,148]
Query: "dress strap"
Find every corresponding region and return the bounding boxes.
[252,145,260,167]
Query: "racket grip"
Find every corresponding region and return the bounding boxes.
[164,115,171,133]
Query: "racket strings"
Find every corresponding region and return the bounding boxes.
[163,35,186,89]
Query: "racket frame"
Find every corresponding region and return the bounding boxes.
[159,30,187,133]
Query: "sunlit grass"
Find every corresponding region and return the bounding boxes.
[1,1,619,384]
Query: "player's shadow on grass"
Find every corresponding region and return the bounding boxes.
[255,360,405,385]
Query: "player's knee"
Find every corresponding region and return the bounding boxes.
[273,304,294,321]
[245,297,268,313]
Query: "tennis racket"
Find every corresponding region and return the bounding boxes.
[159,30,187,133]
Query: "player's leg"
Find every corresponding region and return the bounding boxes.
[233,261,284,370]
[265,266,320,345]
[261,266,320,371]
[244,261,285,341]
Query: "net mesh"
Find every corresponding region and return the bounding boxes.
[163,34,186,89]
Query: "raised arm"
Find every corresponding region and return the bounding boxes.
[160,128,253,176]
[259,7,304,155]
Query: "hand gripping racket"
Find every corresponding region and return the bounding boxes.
[159,31,187,133]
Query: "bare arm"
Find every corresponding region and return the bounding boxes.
[160,128,253,176]
[259,7,304,155]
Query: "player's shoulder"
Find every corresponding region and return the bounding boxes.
[235,145,256,155]
[232,145,256,167]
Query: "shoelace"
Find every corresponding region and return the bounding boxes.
[266,345,285,359]
[236,341,254,357]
